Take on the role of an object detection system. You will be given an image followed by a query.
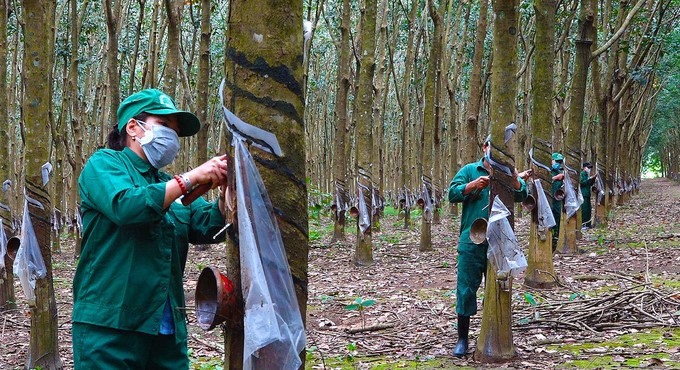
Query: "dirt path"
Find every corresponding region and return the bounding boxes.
[305,177,680,369]
[1,178,679,369]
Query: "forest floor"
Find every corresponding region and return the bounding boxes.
[2,177,680,370]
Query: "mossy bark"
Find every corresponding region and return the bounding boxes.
[525,0,558,288]
[331,0,351,242]
[420,0,446,252]
[560,0,595,253]
[353,0,377,265]
[0,0,17,311]
[22,1,62,368]
[475,0,519,362]
[224,0,307,367]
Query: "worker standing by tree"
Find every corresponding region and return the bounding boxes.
[72,89,230,370]
[580,162,597,229]
[447,137,529,357]
[550,152,566,251]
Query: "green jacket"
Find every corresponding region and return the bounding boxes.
[551,166,563,198]
[73,147,226,339]
[580,170,595,198]
[448,158,527,245]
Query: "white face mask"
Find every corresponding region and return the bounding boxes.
[136,120,180,169]
[584,168,591,174]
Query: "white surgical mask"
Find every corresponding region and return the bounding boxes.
[584,168,591,174]
[136,120,180,169]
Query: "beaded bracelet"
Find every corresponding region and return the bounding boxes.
[174,175,188,195]
[180,174,193,193]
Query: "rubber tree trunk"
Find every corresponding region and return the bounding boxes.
[0,0,17,311]
[331,0,351,242]
[558,0,595,254]
[22,1,63,368]
[420,0,446,252]
[524,0,557,288]
[475,0,519,362]
[223,0,307,367]
[354,0,377,266]
[397,0,419,230]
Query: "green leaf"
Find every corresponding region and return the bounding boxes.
[345,303,360,311]
[347,342,357,351]
[523,292,537,306]
[569,293,581,301]
[361,299,376,307]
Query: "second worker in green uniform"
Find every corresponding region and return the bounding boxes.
[550,152,566,251]
[447,138,529,357]
[580,162,597,228]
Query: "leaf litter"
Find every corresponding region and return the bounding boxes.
[1,178,679,369]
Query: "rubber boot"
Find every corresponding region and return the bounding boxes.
[452,315,470,357]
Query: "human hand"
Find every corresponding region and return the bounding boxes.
[555,173,565,181]
[473,175,490,191]
[187,155,229,190]
[518,169,533,181]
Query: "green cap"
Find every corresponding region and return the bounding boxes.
[552,152,564,161]
[117,89,200,137]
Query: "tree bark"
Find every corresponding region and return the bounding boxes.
[0,0,16,311]
[224,0,307,367]
[354,0,377,266]
[420,0,446,252]
[463,0,489,164]
[476,0,519,362]
[195,0,211,165]
[22,1,63,368]
[332,0,351,242]
[104,0,122,129]
[163,0,183,95]
[525,0,557,288]
[558,0,595,254]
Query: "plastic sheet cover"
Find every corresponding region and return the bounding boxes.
[357,182,370,234]
[534,180,556,229]
[562,172,581,218]
[0,219,6,270]
[486,196,527,278]
[421,182,433,222]
[234,138,306,370]
[596,172,606,204]
[13,200,47,306]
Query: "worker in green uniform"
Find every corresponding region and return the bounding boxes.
[550,152,566,251]
[72,89,229,369]
[447,139,529,357]
[580,162,597,228]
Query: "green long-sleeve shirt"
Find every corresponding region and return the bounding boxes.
[73,147,226,338]
[580,170,595,198]
[551,166,563,198]
[448,158,527,245]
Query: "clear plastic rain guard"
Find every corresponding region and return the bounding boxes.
[356,181,371,234]
[533,179,556,229]
[596,172,606,204]
[0,219,6,270]
[14,199,47,306]
[486,196,527,278]
[421,182,433,222]
[234,137,306,370]
[562,172,581,218]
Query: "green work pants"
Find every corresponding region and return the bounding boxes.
[581,195,592,227]
[456,242,487,316]
[552,200,562,238]
[72,322,189,370]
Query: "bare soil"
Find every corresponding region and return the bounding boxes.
[2,177,680,369]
